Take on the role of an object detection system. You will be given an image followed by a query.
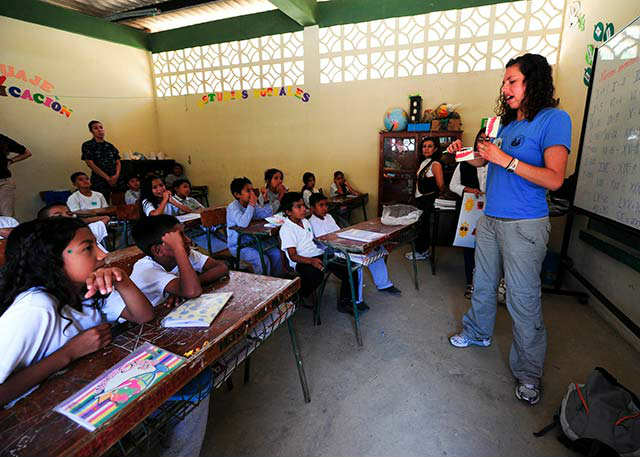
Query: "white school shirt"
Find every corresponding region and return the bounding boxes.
[66,190,108,211]
[88,221,109,253]
[309,214,340,237]
[0,287,126,384]
[172,195,205,212]
[142,199,180,216]
[124,189,140,205]
[0,216,18,239]
[449,164,488,197]
[415,159,435,198]
[279,217,324,268]
[302,188,319,207]
[130,249,209,307]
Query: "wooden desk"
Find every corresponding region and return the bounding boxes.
[0,272,308,457]
[316,217,419,346]
[104,245,144,275]
[73,206,118,218]
[229,219,280,274]
[327,193,369,224]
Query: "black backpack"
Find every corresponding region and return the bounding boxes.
[535,367,640,456]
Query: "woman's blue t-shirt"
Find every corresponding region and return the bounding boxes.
[485,108,572,219]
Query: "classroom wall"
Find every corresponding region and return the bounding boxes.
[155,27,507,213]
[0,16,160,220]
[555,1,640,344]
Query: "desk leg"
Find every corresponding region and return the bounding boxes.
[430,210,438,276]
[287,317,311,403]
[206,227,213,255]
[255,236,268,275]
[362,202,368,221]
[243,356,251,384]
[410,239,419,290]
[345,254,363,347]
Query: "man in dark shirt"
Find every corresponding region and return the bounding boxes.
[0,133,32,216]
[81,120,121,203]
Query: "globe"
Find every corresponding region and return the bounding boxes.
[383,108,408,131]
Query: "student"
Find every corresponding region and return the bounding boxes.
[301,172,319,207]
[308,193,401,300]
[0,217,153,407]
[124,175,141,205]
[226,177,282,276]
[165,163,187,190]
[37,202,111,253]
[172,178,205,213]
[0,215,18,239]
[139,175,192,217]
[259,168,287,213]
[449,128,489,299]
[67,171,108,213]
[330,171,360,197]
[279,192,363,314]
[130,215,228,307]
[405,137,445,261]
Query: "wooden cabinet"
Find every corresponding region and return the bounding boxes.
[377,130,463,215]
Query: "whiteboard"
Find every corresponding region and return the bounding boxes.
[573,16,640,232]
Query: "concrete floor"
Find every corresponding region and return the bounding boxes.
[200,247,640,457]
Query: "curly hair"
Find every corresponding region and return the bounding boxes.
[0,218,91,321]
[496,53,559,125]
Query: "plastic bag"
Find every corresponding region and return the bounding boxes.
[381,204,423,225]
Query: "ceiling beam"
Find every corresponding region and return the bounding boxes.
[268,0,316,26]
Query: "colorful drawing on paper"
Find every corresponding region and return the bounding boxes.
[453,192,485,248]
[54,343,184,431]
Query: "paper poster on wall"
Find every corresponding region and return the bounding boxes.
[453,193,485,248]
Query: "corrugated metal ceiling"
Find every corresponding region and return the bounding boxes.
[41,0,279,32]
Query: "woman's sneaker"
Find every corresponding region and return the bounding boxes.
[515,383,540,405]
[405,251,429,261]
[449,333,492,348]
[464,284,474,299]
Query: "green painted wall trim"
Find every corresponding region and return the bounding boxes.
[316,0,518,27]
[0,0,149,50]
[148,10,302,53]
[579,229,640,274]
[269,0,317,26]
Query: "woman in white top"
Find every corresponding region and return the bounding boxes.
[0,217,153,407]
[449,128,489,298]
[139,175,192,217]
[406,137,445,261]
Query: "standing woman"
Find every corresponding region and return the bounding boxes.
[0,134,32,217]
[406,137,445,261]
[448,54,571,406]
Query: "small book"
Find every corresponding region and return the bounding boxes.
[455,147,475,162]
[161,292,233,328]
[337,229,385,243]
[485,116,501,138]
[176,213,201,223]
[54,343,185,431]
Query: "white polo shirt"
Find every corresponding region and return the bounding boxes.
[279,217,324,268]
[309,214,340,238]
[130,249,209,306]
[66,190,108,211]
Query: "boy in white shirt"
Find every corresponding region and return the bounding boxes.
[37,202,111,252]
[66,171,108,211]
[279,192,362,315]
[172,178,205,212]
[308,193,401,301]
[130,215,228,307]
[124,175,141,205]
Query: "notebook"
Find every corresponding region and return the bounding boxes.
[161,292,233,328]
[336,229,385,243]
[54,343,184,431]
